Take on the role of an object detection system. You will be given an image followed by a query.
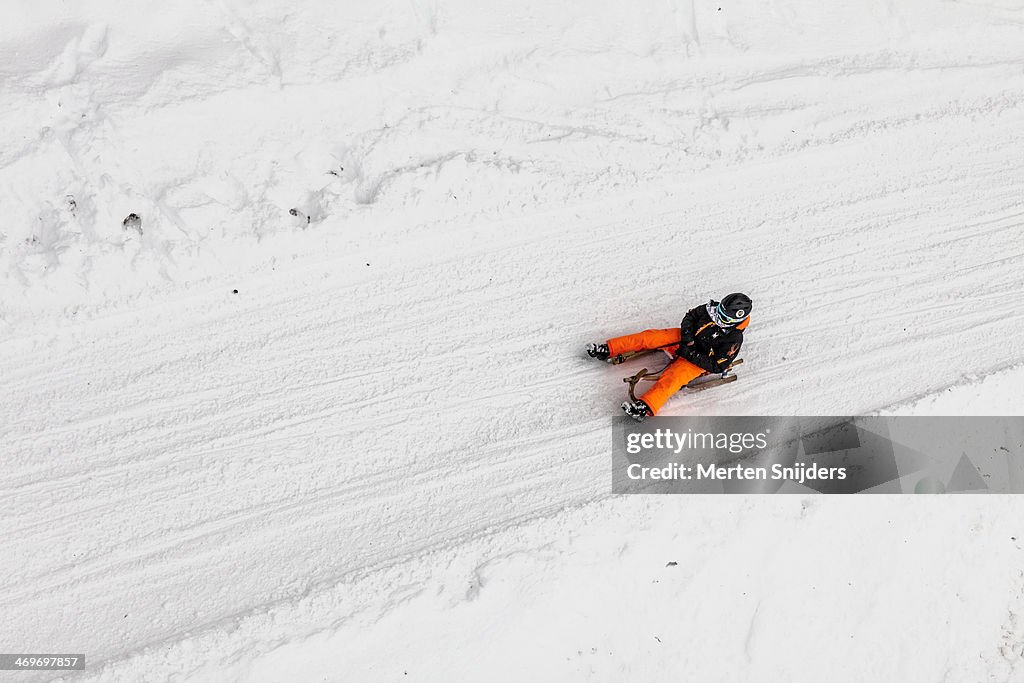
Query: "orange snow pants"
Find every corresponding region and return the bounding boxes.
[606,328,705,415]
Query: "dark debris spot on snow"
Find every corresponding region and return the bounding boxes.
[666,561,678,567]
[122,213,143,234]
[232,289,238,294]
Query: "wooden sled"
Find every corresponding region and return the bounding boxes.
[623,358,743,402]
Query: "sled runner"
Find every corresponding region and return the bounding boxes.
[608,347,675,365]
[624,358,743,402]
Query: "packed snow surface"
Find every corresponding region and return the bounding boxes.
[2,0,1024,680]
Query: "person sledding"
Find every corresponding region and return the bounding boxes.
[587,293,752,421]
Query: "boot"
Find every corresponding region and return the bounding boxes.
[621,399,653,422]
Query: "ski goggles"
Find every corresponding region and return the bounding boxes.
[709,301,747,327]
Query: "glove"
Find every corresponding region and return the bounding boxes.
[675,342,697,359]
[679,345,719,374]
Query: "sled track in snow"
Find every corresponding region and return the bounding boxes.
[4,101,1024,672]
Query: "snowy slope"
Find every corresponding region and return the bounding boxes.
[2,0,1024,680]
[193,498,1024,683]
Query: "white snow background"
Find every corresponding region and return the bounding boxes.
[2,0,1024,680]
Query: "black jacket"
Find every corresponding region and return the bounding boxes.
[677,303,744,374]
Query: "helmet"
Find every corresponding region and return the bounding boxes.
[713,293,752,327]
